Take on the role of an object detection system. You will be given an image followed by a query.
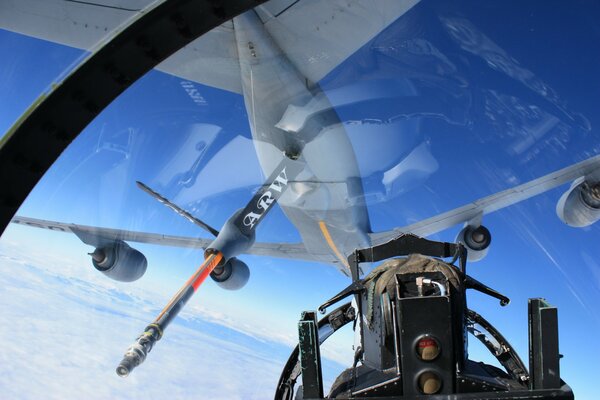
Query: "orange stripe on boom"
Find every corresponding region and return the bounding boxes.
[318,221,350,270]
[191,253,223,291]
[154,251,223,322]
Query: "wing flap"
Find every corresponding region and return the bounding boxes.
[0,0,242,93]
[0,0,145,50]
[1,0,420,93]
[155,21,242,94]
[256,0,420,85]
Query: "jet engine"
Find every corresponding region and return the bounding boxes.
[456,225,492,262]
[90,240,148,282]
[556,179,600,227]
[210,257,250,290]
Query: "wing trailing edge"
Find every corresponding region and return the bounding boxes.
[0,0,421,94]
[370,155,600,244]
[10,215,329,263]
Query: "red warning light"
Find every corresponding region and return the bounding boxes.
[416,336,440,361]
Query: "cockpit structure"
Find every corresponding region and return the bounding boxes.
[276,235,572,399]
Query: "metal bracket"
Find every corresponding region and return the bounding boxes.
[298,311,323,399]
[529,298,561,390]
[318,281,364,314]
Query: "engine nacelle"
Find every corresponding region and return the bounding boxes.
[90,240,148,282]
[210,258,250,290]
[556,179,600,227]
[456,225,492,262]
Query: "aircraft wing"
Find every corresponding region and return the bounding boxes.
[10,215,332,263]
[0,0,420,93]
[370,154,600,244]
[10,154,600,268]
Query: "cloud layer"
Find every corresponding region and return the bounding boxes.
[0,243,346,399]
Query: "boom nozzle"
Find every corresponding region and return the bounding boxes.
[116,326,161,377]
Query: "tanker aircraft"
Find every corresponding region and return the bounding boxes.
[1,0,598,398]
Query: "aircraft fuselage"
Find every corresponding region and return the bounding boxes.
[233,11,372,273]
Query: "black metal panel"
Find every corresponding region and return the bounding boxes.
[308,383,574,399]
[348,235,458,266]
[360,289,397,371]
[298,311,323,399]
[528,298,561,390]
[398,296,455,395]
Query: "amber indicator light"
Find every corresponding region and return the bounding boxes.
[418,371,442,394]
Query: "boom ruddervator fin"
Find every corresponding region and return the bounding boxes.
[136,181,220,237]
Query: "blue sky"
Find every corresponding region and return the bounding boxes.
[1,1,600,398]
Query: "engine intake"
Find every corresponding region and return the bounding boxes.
[456,225,492,262]
[556,179,600,227]
[90,240,147,282]
[210,257,250,290]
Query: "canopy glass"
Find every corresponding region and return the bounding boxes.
[1,1,599,398]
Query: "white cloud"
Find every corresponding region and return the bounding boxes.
[0,251,283,399]
[0,243,347,399]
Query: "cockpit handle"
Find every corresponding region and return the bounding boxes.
[465,275,510,306]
